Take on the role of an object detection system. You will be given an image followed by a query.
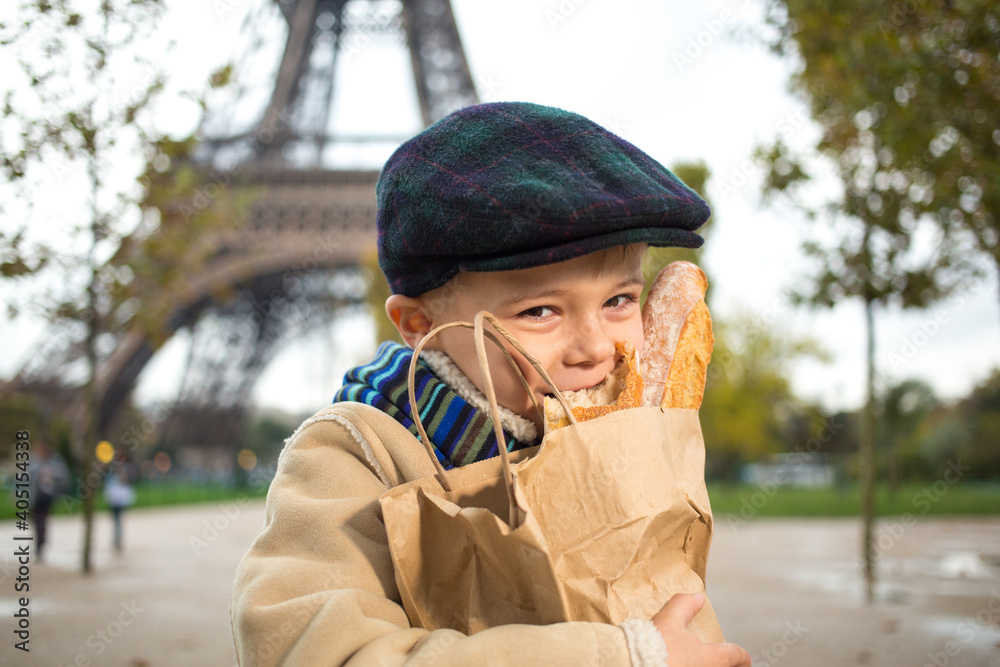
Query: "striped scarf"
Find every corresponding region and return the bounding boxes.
[334,342,531,469]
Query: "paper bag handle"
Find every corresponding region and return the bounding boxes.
[405,311,576,518]
[405,318,540,489]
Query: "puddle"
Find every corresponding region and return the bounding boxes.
[938,551,996,579]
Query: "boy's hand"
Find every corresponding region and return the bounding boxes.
[651,594,752,667]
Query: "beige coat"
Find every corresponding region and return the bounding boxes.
[231,402,640,666]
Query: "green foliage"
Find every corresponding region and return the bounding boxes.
[363,246,401,345]
[0,0,173,339]
[879,378,937,484]
[708,481,1000,517]
[108,136,252,347]
[2,1,246,349]
[0,392,46,458]
[953,369,1000,479]
[641,161,713,305]
[0,390,73,463]
[244,413,297,463]
[874,373,1000,482]
[209,63,234,90]
[758,0,993,310]
[701,310,830,479]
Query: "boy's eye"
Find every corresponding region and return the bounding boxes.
[605,294,638,309]
[519,305,555,320]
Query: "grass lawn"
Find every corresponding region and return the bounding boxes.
[0,481,270,519]
[2,479,998,520]
[707,481,1000,518]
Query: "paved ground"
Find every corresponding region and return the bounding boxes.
[709,516,1000,667]
[0,501,998,666]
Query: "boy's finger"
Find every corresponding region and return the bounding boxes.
[656,592,706,627]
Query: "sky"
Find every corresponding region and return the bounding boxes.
[2,0,997,417]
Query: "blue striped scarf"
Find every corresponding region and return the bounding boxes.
[333,342,532,469]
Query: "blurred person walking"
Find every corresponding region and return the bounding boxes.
[28,441,70,561]
[104,452,137,553]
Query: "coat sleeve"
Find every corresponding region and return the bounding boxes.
[231,412,635,667]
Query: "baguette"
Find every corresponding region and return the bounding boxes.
[639,261,711,408]
[658,299,713,409]
[542,340,642,434]
[542,261,714,432]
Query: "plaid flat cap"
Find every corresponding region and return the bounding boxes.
[377,101,709,297]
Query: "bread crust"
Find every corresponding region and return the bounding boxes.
[543,340,642,434]
[639,262,709,407]
[659,299,713,409]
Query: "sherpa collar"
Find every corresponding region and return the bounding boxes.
[419,349,539,444]
[333,342,538,469]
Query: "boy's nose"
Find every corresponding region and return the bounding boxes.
[564,317,616,367]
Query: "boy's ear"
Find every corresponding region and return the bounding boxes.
[385,294,437,348]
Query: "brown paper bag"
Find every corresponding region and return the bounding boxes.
[379,312,724,641]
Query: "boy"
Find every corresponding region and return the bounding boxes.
[231,102,750,667]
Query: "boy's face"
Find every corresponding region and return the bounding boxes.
[411,247,646,435]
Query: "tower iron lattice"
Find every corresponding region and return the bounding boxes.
[10,0,478,450]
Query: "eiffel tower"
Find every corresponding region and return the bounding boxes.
[11,0,478,447]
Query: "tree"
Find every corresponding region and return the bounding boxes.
[0,0,231,573]
[878,378,937,494]
[758,0,998,317]
[756,0,985,604]
[955,369,1000,480]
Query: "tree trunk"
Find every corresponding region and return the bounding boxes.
[996,258,1000,346]
[81,156,101,575]
[81,291,97,574]
[887,436,899,499]
[861,295,878,605]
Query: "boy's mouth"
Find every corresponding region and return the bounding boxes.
[541,377,608,398]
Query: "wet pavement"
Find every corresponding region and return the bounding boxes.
[0,502,997,666]
[711,516,1000,667]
